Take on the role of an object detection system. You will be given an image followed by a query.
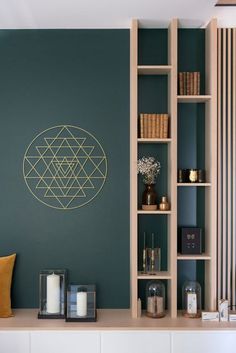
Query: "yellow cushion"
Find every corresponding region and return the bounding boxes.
[0,253,16,318]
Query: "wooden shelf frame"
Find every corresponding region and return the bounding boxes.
[177,95,212,103]
[176,19,217,312]
[177,183,211,187]
[137,210,171,215]
[130,19,178,318]
[138,138,172,143]
[137,271,172,279]
[177,254,212,260]
[130,17,217,319]
[138,65,172,75]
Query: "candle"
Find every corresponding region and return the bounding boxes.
[46,273,60,314]
[147,296,155,314]
[77,291,87,317]
[143,232,146,248]
[152,233,154,249]
[156,296,164,314]
[187,292,197,314]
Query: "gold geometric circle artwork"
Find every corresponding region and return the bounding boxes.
[23,125,107,210]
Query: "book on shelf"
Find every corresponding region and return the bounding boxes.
[178,71,200,95]
[139,113,169,139]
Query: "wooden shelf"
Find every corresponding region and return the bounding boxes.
[177,183,211,187]
[138,65,172,75]
[137,271,172,279]
[3,309,236,330]
[177,95,212,103]
[137,210,171,215]
[177,254,211,260]
[138,138,172,143]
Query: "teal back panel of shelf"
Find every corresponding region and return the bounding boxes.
[138,75,168,114]
[177,29,206,310]
[0,29,130,309]
[138,29,168,65]
[178,29,205,94]
[137,28,207,311]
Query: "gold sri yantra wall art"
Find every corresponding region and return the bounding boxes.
[23,125,107,210]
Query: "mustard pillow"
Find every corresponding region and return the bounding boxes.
[0,253,16,318]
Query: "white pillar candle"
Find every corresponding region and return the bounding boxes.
[77,291,87,317]
[46,273,60,314]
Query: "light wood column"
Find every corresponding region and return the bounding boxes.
[130,19,138,317]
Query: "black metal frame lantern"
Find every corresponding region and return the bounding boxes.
[66,284,97,322]
[38,269,67,319]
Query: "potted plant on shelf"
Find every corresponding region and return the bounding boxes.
[137,156,161,210]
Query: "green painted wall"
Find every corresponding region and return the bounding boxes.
[0,30,130,308]
[0,28,206,310]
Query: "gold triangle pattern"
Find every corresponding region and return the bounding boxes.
[23,125,107,209]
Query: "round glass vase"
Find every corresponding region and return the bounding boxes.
[146,280,165,318]
[142,184,157,211]
[182,280,201,318]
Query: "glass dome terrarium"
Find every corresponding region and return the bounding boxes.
[182,280,201,318]
[146,280,165,318]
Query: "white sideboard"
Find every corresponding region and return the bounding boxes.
[1,310,236,353]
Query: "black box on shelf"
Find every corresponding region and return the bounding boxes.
[178,227,202,255]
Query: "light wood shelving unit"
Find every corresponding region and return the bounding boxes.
[130,18,217,318]
[130,18,177,318]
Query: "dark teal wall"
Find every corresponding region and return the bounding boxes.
[0,30,130,308]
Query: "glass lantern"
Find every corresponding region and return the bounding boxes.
[66,284,97,322]
[38,269,67,319]
[146,280,165,318]
[182,280,201,318]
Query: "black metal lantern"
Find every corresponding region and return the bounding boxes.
[66,284,97,322]
[38,269,67,319]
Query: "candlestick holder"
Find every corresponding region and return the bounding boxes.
[66,284,97,322]
[38,269,67,319]
[147,247,161,273]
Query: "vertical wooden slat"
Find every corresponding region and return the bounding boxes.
[130,19,138,317]
[205,18,218,310]
[217,28,222,302]
[232,28,236,306]
[168,18,178,318]
[227,29,232,304]
[222,28,227,299]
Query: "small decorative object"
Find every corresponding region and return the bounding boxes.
[38,269,67,319]
[189,169,198,182]
[137,298,142,317]
[218,299,228,321]
[178,227,202,255]
[182,280,201,318]
[178,169,188,183]
[148,233,161,273]
[137,156,161,210]
[141,232,161,273]
[141,232,147,274]
[229,312,236,322]
[66,284,96,322]
[197,169,205,183]
[147,248,161,272]
[146,280,165,318]
[202,311,219,322]
[159,196,170,211]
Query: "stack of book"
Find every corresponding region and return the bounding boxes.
[178,72,200,95]
[139,114,169,139]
